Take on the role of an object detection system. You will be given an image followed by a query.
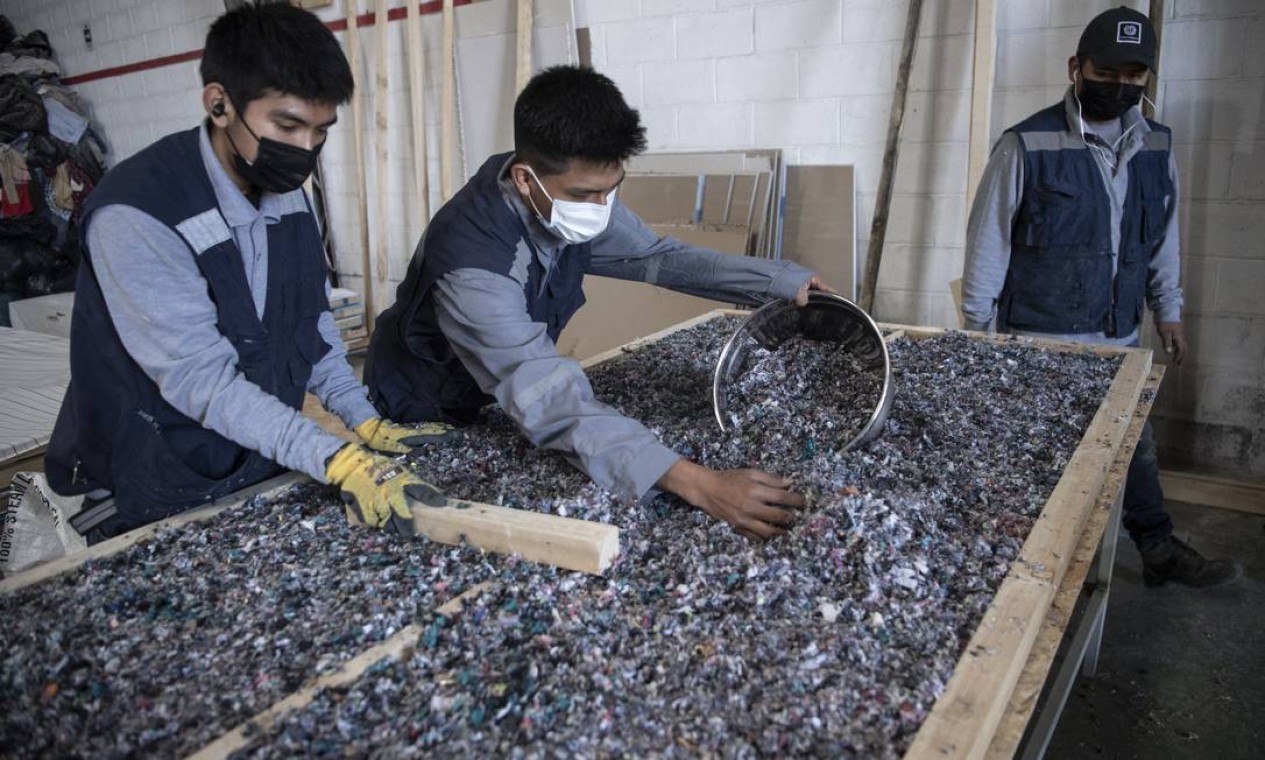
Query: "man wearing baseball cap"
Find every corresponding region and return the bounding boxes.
[961,7,1241,586]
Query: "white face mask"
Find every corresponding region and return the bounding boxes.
[524,166,616,245]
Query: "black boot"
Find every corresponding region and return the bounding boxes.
[1140,537,1242,588]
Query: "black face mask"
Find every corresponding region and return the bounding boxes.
[225,109,323,194]
[1077,77,1144,121]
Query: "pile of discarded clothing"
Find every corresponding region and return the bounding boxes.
[0,16,108,323]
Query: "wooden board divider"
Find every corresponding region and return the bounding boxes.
[186,582,495,760]
[984,364,1164,758]
[903,345,1150,759]
[0,472,307,595]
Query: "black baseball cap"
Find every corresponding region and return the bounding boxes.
[1077,6,1157,70]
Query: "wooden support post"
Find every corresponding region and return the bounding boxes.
[406,0,430,226]
[515,0,533,94]
[1144,0,1165,118]
[858,0,922,315]
[440,0,458,202]
[346,1,376,330]
[373,0,390,308]
[410,498,620,575]
[966,0,997,213]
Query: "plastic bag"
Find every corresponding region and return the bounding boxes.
[0,472,86,575]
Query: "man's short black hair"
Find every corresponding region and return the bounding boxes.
[514,65,647,175]
[201,2,353,108]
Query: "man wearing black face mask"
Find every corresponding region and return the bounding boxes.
[45,3,448,542]
[961,7,1240,587]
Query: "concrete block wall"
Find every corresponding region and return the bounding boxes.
[578,0,1265,478]
[1,0,1261,478]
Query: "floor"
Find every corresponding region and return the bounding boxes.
[1044,499,1265,759]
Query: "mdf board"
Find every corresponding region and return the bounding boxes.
[554,225,747,361]
[782,165,857,300]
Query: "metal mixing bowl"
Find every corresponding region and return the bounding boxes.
[712,292,893,451]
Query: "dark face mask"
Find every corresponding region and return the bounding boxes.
[1077,77,1144,121]
[226,109,323,194]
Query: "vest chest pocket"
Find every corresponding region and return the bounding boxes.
[1016,183,1094,249]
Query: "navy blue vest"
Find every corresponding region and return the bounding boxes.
[45,127,330,537]
[365,152,589,424]
[999,102,1172,336]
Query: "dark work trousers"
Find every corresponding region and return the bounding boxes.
[1122,419,1175,551]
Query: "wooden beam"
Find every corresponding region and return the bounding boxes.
[187,582,493,759]
[515,0,533,94]
[984,365,1164,759]
[410,498,620,575]
[966,0,997,213]
[905,343,1150,759]
[406,0,431,227]
[1144,0,1165,119]
[373,0,390,312]
[858,0,923,315]
[0,473,306,595]
[346,0,376,330]
[1158,470,1265,516]
[440,0,458,202]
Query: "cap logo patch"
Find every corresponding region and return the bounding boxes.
[1117,20,1142,44]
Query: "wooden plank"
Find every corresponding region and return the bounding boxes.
[858,0,922,314]
[966,0,997,212]
[515,0,533,93]
[782,165,857,300]
[1144,0,1165,119]
[1158,470,1265,516]
[440,0,458,202]
[578,310,733,370]
[909,574,1056,760]
[0,472,306,595]
[373,0,391,308]
[904,343,1149,759]
[346,0,376,329]
[410,498,620,575]
[984,365,1164,759]
[406,0,431,227]
[186,582,494,760]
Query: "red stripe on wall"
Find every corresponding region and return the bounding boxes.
[61,0,474,87]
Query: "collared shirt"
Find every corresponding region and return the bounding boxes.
[430,155,813,500]
[962,86,1183,346]
[87,124,377,482]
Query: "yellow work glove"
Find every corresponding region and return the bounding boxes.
[355,417,455,455]
[324,444,446,536]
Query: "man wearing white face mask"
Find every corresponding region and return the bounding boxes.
[367,65,833,541]
[961,7,1240,587]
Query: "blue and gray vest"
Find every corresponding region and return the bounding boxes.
[1000,102,1172,337]
[365,152,589,424]
[45,127,330,537]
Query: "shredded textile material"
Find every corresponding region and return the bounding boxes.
[1,319,1120,758]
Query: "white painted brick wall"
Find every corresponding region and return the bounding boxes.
[3,0,1261,476]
